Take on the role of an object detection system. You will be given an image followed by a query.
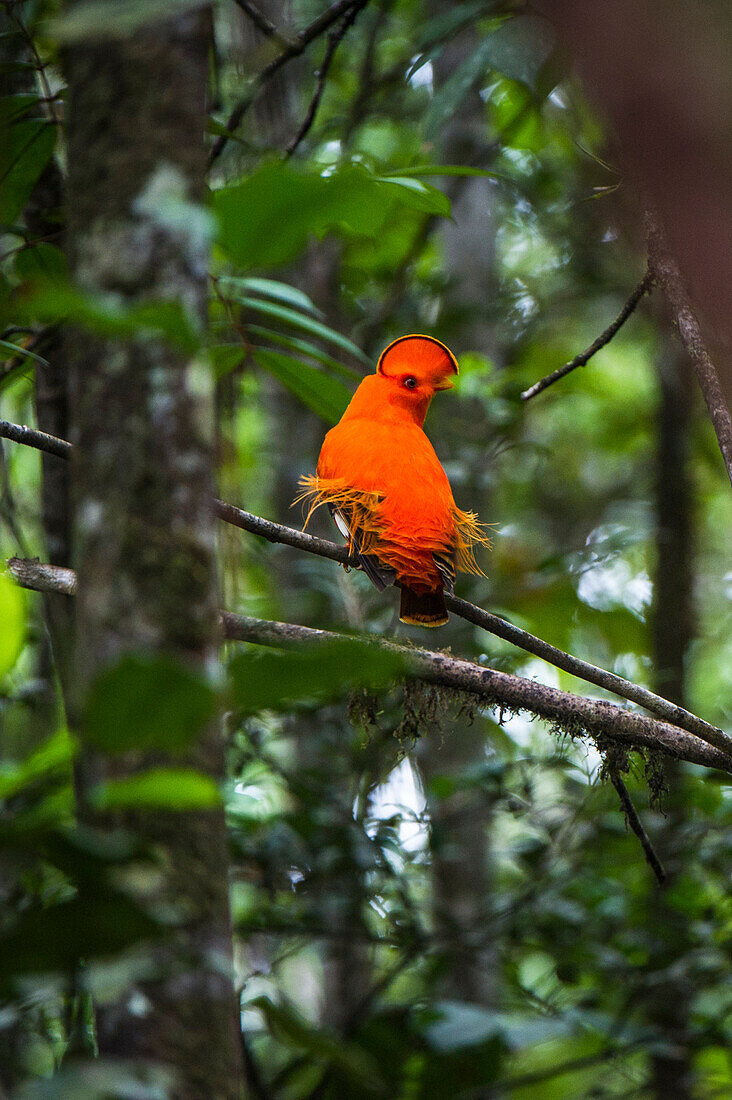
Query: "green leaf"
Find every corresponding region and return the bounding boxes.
[89,768,222,811]
[84,654,217,754]
[247,325,361,380]
[221,276,323,318]
[250,996,377,1081]
[213,161,451,273]
[210,343,245,379]
[0,338,49,367]
[14,242,68,281]
[0,572,24,678]
[228,638,405,715]
[0,118,56,226]
[0,94,39,127]
[235,296,370,366]
[252,348,351,424]
[18,280,201,352]
[376,176,451,217]
[0,729,75,801]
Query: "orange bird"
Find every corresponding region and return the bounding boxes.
[298,334,490,626]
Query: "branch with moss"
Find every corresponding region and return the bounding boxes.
[1,417,730,759]
[6,556,732,775]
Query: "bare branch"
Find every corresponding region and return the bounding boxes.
[608,767,666,886]
[230,0,292,47]
[647,213,732,490]
[209,0,366,167]
[2,417,731,758]
[7,556,732,775]
[285,0,367,158]
[521,270,654,401]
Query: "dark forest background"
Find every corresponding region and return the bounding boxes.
[1,1,731,1097]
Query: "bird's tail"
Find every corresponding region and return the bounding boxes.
[399,585,449,627]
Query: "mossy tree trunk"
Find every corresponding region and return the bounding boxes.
[64,6,242,1096]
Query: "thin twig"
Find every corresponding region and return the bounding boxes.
[209,0,363,167]
[1,418,731,758]
[647,212,732,490]
[285,0,367,158]
[521,270,654,401]
[231,0,292,47]
[6,556,732,775]
[609,767,666,886]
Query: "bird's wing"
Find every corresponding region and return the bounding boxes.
[328,504,396,591]
[433,550,455,595]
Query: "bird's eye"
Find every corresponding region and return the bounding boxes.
[403,376,418,390]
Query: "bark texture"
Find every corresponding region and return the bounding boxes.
[646,345,695,1099]
[64,8,242,1096]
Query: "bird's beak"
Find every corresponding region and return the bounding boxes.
[434,379,455,391]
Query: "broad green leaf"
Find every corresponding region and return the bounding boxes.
[213,161,451,273]
[252,348,351,424]
[0,118,56,226]
[84,654,217,754]
[234,296,371,366]
[89,768,222,811]
[228,638,405,715]
[247,325,361,380]
[0,572,24,678]
[19,280,201,352]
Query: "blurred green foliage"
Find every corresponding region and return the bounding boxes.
[0,0,731,1097]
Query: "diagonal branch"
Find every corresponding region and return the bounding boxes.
[285,0,368,158]
[647,213,732,490]
[609,767,666,886]
[230,0,293,48]
[521,270,654,401]
[6,556,732,776]
[1,417,731,758]
[209,0,366,167]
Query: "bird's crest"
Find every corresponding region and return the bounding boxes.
[377,334,458,389]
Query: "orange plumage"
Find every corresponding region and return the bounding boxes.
[298,334,490,626]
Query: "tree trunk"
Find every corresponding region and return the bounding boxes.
[647,343,695,1099]
[64,7,242,1096]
